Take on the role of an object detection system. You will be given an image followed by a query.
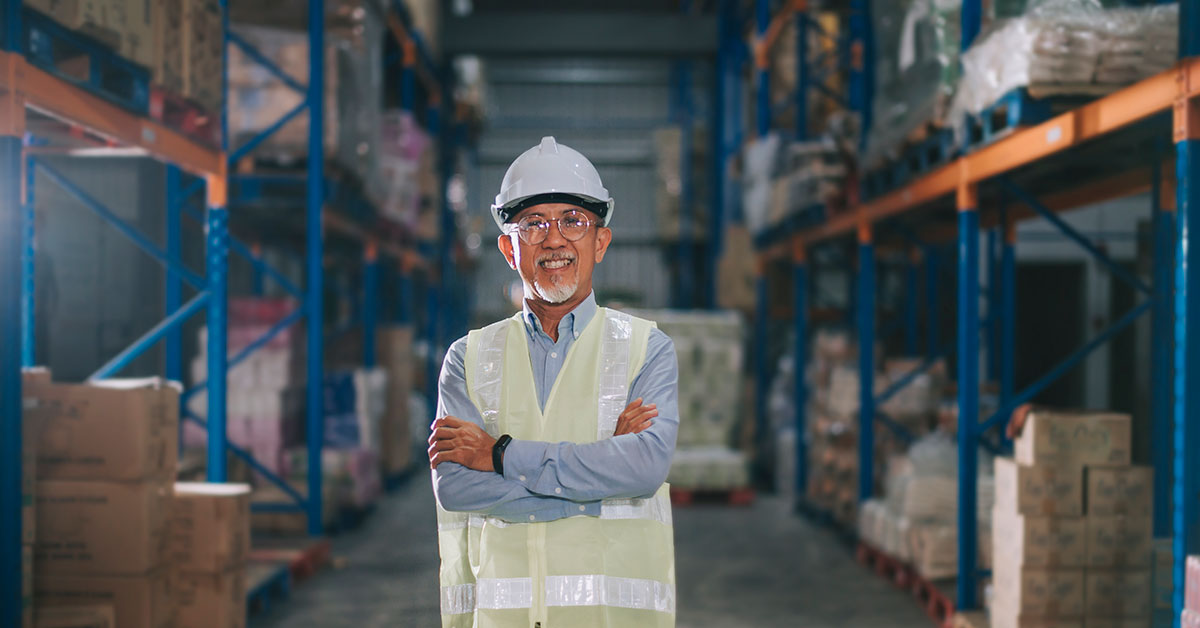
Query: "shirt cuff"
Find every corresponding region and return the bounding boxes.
[501,439,545,488]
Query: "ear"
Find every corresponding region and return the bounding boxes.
[594,227,613,264]
[498,233,517,270]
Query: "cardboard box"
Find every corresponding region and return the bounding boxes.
[23,422,37,546]
[1189,555,1200,611]
[35,570,172,628]
[35,605,116,628]
[1015,409,1131,468]
[993,509,1086,567]
[36,480,171,576]
[1086,515,1153,567]
[1085,570,1151,617]
[992,553,1085,617]
[995,457,1084,517]
[1084,620,1152,628]
[116,0,154,67]
[171,482,250,574]
[24,379,179,481]
[175,569,245,628]
[1086,466,1153,516]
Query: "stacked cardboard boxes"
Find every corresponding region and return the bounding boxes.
[171,483,250,628]
[35,606,116,628]
[25,0,155,67]
[992,408,1150,628]
[24,377,179,628]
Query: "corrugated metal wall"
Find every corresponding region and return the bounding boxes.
[468,56,706,322]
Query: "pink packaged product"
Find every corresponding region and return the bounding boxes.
[1189,555,1200,612]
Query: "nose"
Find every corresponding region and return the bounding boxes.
[541,219,569,248]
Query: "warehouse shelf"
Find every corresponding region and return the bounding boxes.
[740,0,1200,623]
[0,0,464,624]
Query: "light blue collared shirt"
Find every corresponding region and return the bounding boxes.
[431,292,679,523]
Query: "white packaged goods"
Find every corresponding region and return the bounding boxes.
[950,1,1178,140]
[666,447,750,491]
[995,456,1084,517]
[627,310,744,450]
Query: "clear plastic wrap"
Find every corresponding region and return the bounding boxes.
[949,0,1178,138]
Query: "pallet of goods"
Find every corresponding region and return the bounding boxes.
[991,406,1152,628]
[628,310,752,503]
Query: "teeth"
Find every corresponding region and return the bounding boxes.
[541,259,572,269]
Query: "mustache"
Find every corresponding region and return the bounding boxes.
[536,252,576,264]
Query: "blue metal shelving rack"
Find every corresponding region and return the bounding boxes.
[745,0,1200,624]
[1,0,461,623]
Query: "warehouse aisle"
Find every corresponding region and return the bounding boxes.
[250,479,932,628]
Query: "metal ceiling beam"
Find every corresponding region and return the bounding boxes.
[444,13,718,56]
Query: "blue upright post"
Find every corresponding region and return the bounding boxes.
[755,0,770,139]
[204,174,230,483]
[20,155,34,367]
[926,246,940,358]
[165,166,182,384]
[1000,218,1016,412]
[1,120,26,628]
[904,251,918,356]
[1173,7,1200,622]
[956,191,981,611]
[793,246,809,502]
[305,0,326,536]
[363,243,379,369]
[848,0,872,143]
[1151,151,1174,539]
[754,264,769,464]
[795,8,808,141]
[857,231,875,502]
[986,228,998,382]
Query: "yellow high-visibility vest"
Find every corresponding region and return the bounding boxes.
[435,308,676,627]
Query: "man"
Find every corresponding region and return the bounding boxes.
[427,136,679,627]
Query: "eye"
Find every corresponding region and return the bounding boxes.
[520,218,549,231]
[562,214,587,228]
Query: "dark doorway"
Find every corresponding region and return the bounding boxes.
[1015,262,1087,407]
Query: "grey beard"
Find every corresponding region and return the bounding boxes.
[534,277,578,304]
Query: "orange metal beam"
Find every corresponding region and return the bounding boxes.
[757,0,805,70]
[0,53,223,177]
[795,59,1200,247]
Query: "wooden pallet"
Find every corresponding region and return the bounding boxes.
[21,8,150,114]
[249,537,332,584]
[669,487,755,507]
[862,127,957,201]
[964,87,1097,151]
[856,542,956,628]
[149,86,220,148]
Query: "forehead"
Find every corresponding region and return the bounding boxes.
[511,203,589,221]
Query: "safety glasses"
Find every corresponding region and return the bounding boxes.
[505,209,595,245]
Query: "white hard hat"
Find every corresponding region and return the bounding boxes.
[491,136,615,230]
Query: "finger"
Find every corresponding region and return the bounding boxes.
[439,416,464,428]
[633,419,654,434]
[431,450,462,469]
[623,398,644,412]
[431,427,457,441]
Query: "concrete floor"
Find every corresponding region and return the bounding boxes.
[250,478,933,628]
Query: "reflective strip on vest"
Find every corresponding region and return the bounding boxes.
[596,310,633,440]
[474,321,509,437]
[545,575,676,613]
[441,583,477,615]
[441,576,675,614]
[599,493,673,526]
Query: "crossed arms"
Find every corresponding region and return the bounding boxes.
[429,330,679,523]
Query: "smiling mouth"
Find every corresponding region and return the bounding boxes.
[539,259,574,270]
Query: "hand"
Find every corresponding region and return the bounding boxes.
[614,398,657,436]
[428,416,498,471]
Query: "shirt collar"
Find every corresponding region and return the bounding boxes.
[523,291,598,341]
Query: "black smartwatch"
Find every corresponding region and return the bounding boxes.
[492,434,513,476]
